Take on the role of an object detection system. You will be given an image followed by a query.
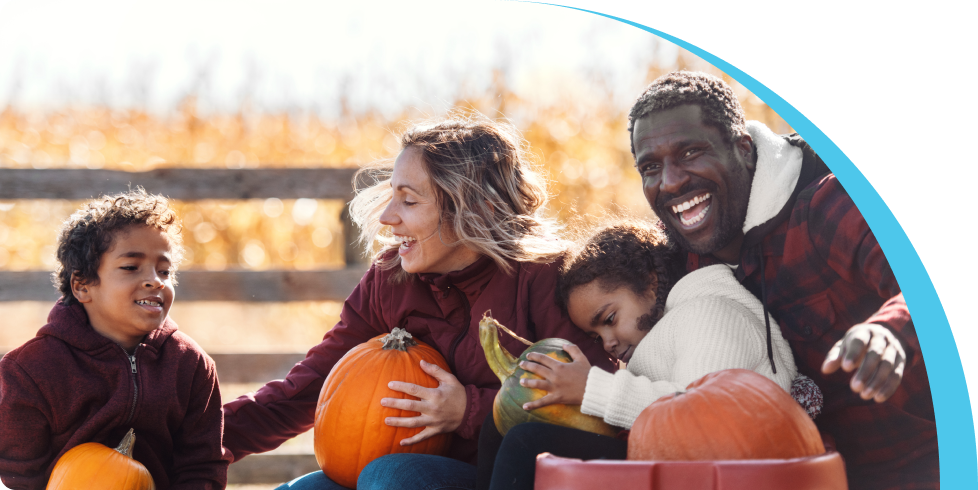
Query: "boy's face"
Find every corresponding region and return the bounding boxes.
[72,225,175,351]
[566,281,656,364]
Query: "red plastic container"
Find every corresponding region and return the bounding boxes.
[534,452,848,490]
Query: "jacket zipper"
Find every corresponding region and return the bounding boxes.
[121,346,139,425]
[446,287,472,374]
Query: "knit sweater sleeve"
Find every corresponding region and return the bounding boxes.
[581,296,784,429]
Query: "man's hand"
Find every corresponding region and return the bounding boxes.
[821,323,905,402]
[381,360,467,446]
[518,344,591,410]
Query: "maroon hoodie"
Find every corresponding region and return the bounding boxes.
[0,301,227,490]
[223,254,617,466]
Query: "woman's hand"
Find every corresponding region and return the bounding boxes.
[381,360,467,446]
[518,344,590,410]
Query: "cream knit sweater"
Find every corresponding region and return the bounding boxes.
[580,264,797,429]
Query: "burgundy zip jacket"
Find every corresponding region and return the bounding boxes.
[0,301,227,490]
[223,254,616,465]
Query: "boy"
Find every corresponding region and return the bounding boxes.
[0,189,227,489]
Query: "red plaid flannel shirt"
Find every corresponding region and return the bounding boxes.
[689,149,938,489]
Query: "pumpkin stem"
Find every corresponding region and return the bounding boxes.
[381,328,419,351]
[114,428,136,458]
[479,313,519,383]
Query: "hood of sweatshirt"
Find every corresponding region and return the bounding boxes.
[37,299,178,356]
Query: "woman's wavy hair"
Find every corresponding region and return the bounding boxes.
[54,187,185,306]
[349,111,565,278]
[556,218,687,328]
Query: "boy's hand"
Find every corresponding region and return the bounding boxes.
[518,344,590,410]
[381,360,467,446]
[821,323,906,402]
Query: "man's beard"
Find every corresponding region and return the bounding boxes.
[654,165,753,257]
[659,206,743,256]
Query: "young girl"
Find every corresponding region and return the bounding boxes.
[476,220,801,490]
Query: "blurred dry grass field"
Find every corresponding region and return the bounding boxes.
[0,62,789,354]
[0,59,789,489]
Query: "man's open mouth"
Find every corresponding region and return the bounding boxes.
[671,192,712,227]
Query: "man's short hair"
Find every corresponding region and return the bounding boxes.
[627,71,747,155]
[54,187,184,306]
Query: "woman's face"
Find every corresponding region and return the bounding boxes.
[566,281,657,364]
[379,146,481,275]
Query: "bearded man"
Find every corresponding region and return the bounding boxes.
[628,71,937,490]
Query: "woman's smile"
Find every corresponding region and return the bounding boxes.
[380,147,481,274]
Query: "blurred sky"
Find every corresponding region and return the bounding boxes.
[0,0,680,117]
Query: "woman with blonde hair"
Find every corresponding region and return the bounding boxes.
[221,112,616,490]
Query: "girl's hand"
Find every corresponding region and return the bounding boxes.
[518,343,590,410]
[381,360,467,446]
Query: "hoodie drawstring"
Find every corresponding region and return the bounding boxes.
[759,246,777,374]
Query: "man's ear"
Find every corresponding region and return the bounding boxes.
[736,133,756,172]
[70,272,93,304]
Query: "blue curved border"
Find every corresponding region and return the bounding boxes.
[530,1,977,486]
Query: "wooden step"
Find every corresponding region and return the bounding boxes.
[228,453,320,484]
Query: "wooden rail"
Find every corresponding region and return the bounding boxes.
[0,268,367,302]
[1,166,371,484]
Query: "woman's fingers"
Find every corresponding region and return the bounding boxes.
[381,362,468,444]
[399,427,439,446]
[388,380,429,398]
[380,396,425,413]
[384,412,427,428]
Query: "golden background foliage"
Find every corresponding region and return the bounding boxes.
[0,59,789,355]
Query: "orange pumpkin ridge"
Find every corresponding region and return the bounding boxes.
[314,328,453,488]
[46,429,155,490]
[628,369,824,462]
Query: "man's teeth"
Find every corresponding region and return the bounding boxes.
[680,205,710,226]
[136,300,161,306]
[670,193,711,214]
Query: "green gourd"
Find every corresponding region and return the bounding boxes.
[479,314,619,437]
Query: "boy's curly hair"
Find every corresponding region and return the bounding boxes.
[54,188,184,306]
[557,219,687,328]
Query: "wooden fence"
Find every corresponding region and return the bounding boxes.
[0,166,368,484]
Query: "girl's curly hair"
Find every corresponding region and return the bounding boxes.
[557,219,686,328]
[54,187,184,305]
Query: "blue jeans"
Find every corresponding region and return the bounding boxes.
[275,453,477,490]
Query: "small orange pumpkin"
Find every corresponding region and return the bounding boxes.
[628,369,825,461]
[479,315,619,438]
[314,328,453,488]
[46,428,155,490]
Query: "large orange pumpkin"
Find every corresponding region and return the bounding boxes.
[628,369,824,461]
[314,328,453,488]
[479,315,619,438]
[46,428,155,490]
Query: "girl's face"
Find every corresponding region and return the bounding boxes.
[379,146,481,275]
[566,280,657,364]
